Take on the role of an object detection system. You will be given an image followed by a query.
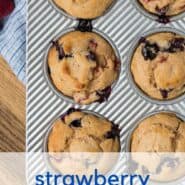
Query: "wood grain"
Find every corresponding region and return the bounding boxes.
[0,56,25,152]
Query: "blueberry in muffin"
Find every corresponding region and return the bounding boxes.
[47,108,120,174]
[52,0,114,19]
[130,112,185,181]
[48,31,120,105]
[131,32,185,101]
[138,0,185,19]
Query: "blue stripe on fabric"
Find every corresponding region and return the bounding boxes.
[0,0,26,84]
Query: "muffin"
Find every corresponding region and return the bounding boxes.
[48,31,120,105]
[131,113,185,152]
[52,0,114,19]
[130,112,185,181]
[138,0,185,17]
[131,32,185,101]
[47,108,120,174]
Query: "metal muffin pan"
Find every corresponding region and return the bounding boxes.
[27,0,185,184]
[127,27,185,105]
[132,0,185,22]
[43,27,121,105]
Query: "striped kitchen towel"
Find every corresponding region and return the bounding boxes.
[0,0,26,84]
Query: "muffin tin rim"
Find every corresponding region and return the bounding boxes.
[48,0,118,20]
[127,27,185,105]
[125,110,185,184]
[131,0,185,22]
[43,27,122,105]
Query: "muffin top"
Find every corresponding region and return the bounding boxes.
[48,109,120,153]
[47,108,120,175]
[131,32,185,100]
[131,113,185,152]
[52,0,114,19]
[138,0,185,17]
[48,31,119,105]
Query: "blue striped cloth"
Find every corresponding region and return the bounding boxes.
[0,0,26,84]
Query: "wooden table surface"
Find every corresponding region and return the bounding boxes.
[0,56,25,152]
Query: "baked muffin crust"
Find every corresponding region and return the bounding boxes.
[48,31,119,104]
[47,108,120,175]
[131,113,185,152]
[52,0,114,19]
[48,109,120,153]
[138,0,185,17]
[131,32,185,100]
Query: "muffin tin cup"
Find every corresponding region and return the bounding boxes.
[48,0,118,20]
[43,27,121,105]
[42,109,123,175]
[131,0,185,23]
[127,27,185,106]
[125,110,185,184]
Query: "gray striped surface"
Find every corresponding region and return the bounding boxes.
[27,0,185,184]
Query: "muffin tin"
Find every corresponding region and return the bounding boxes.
[27,0,185,184]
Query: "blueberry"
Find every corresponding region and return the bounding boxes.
[66,108,77,115]
[52,40,65,60]
[160,89,173,99]
[156,157,179,174]
[60,108,77,120]
[142,166,149,174]
[77,19,93,32]
[96,86,112,103]
[156,5,169,15]
[70,119,82,128]
[160,89,168,99]
[155,5,170,24]
[86,51,96,61]
[139,37,146,44]
[157,15,170,24]
[130,160,139,172]
[142,42,159,60]
[104,124,120,139]
[167,38,185,53]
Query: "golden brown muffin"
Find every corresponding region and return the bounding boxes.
[48,31,119,105]
[130,112,185,182]
[47,108,120,175]
[52,0,114,19]
[138,0,185,17]
[131,113,185,152]
[131,32,185,100]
